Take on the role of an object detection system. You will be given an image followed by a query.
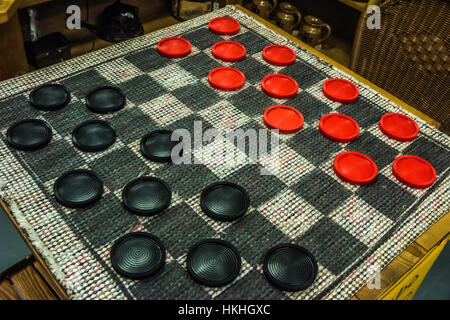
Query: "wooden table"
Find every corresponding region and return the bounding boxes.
[0,4,448,300]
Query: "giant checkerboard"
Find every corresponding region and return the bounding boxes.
[0,6,449,299]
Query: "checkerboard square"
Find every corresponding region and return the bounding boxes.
[194,137,249,178]
[403,136,450,174]
[151,163,219,199]
[116,74,167,106]
[42,100,99,136]
[140,93,193,126]
[228,86,274,117]
[149,64,198,91]
[223,210,289,264]
[20,138,85,182]
[89,146,147,191]
[291,168,352,215]
[231,31,272,55]
[217,269,286,299]
[199,100,251,130]
[183,27,224,50]
[0,95,40,128]
[60,69,112,99]
[178,52,221,79]
[67,194,139,248]
[357,174,417,221]
[337,97,384,128]
[95,57,144,84]
[129,261,210,299]
[258,189,323,240]
[288,127,342,165]
[346,131,399,169]
[284,91,333,123]
[108,107,156,145]
[296,218,368,275]
[143,202,216,259]
[171,82,221,111]
[125,46,170,73]
[329,195,394,247]
[223,164,286,207]
[280,61,327,89]
[231,57,273,84]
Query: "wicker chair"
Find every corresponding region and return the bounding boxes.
[350,0,450,130]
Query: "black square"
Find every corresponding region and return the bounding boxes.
[357,174,417,221]
[125,46,170,73]
[346,132,398,169]
[129,261,210,300]
[230,57,273,84]
[280,61,327,89]
[288,126,342,165]
[60,69,112,99]
[403,136,450,174]
[109,107,156,145]
[117,74,166,106]
[297,218,368,275]
[20,139,85,183]
[182,27,224,50]
[223,164,285,207]
[42,100,99,136]
[229,86,273,117]
[223,210,289,264]
[171,82,221,111]
[337,97,384,128]
[89,146,147,192]
[217,269,286,300]
[66,194,138,248]
[284,91,332,123]
[151,162,219,199]
[178,52,221,79]
[231,31,271,55]
[0,95,39,128]
[143,202,216,259]
[291,168,352,215]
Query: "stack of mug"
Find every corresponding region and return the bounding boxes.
[250,0,331,47]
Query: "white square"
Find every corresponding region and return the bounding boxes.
[258,189,323,240]
[94,58,144,83]
[199,100,251,130]
[329,195,394,247]
[138,93,193,126]
[258,144,315,186]
[149,63,197,91]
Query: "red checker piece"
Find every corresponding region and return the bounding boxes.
[323,78,359,103]
[157,37,191,58]
[334,151,378,185]
[209,17,240,35]
[262,45,296,66]
[392,155,436,189]
[263,105,304,134]
[261,74,298,99]
[212,41,246,62]
[379,113,419,142]
[208,67,245,91]
[319,113,360,143]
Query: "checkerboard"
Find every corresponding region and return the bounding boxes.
[0,6,449,300]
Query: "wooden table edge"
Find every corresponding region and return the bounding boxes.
[0,198,69,300]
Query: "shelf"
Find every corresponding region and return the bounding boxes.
[337,0,367,12]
